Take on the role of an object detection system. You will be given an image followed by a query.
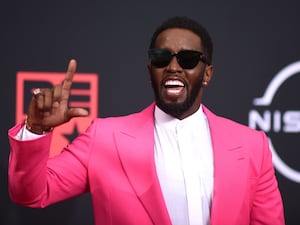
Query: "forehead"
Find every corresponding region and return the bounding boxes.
[155,28,202,51]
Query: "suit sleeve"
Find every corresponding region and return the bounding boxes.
[250,131,285,225]
[8,121,94,208]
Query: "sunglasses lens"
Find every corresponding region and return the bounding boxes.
[177,50,201,69]
[148,49,172,68]
[148,49,205,69]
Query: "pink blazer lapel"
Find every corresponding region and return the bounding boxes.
[113,104,250,224]
[203,106,250,225]
[114,104,172,225]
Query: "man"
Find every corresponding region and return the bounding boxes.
[8,16,285,225]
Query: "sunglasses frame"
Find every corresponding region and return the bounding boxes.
[148,48,210,69]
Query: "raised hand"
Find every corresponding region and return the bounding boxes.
[26,59,89,134]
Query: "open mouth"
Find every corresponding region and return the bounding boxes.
[164,79,185,96]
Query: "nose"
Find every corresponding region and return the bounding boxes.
[167,55,183,72]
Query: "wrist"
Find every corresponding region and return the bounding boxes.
[25,117,53,135]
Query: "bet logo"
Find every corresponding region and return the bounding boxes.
[248,61,300,183]
[16,71,99,157]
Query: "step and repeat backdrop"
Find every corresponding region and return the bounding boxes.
[1,0,299,224]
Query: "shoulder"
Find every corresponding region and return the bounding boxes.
[90,103,155,130]
[203,105,268,147]
[203,105,261,135]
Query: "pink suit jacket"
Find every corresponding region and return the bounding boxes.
[8,103,285,225]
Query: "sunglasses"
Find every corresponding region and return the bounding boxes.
[148,48,210,69]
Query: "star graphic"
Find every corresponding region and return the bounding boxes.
[63,124,80,143]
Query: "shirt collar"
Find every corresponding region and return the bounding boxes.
[154,105,207,130]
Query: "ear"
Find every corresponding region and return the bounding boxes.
[202,65,214,87]
[147,64,152,74]
[147,64,154,85]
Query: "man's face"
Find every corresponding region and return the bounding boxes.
[148,28,213,119]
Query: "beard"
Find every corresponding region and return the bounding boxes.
[151,72,204,118]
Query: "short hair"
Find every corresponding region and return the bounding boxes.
[149,16,213,64]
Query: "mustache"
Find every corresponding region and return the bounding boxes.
[150,72,205,118]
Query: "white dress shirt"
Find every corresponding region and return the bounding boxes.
[154,105,214,225]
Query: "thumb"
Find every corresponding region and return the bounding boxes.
[65,108,89,121]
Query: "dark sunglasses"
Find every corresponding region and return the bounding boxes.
[148,48,210,69]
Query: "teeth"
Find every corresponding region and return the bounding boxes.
[165,80,184,87]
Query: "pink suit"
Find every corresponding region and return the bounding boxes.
[8,103,285,225]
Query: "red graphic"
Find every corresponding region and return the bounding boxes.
[16,72,98,157]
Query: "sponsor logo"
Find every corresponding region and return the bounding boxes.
[16,71,98,157]
[248,61,300,183]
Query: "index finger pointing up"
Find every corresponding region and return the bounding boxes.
[64,59,77,88]
[61,59,77,106]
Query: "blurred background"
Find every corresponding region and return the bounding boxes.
[1,0,299,224]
